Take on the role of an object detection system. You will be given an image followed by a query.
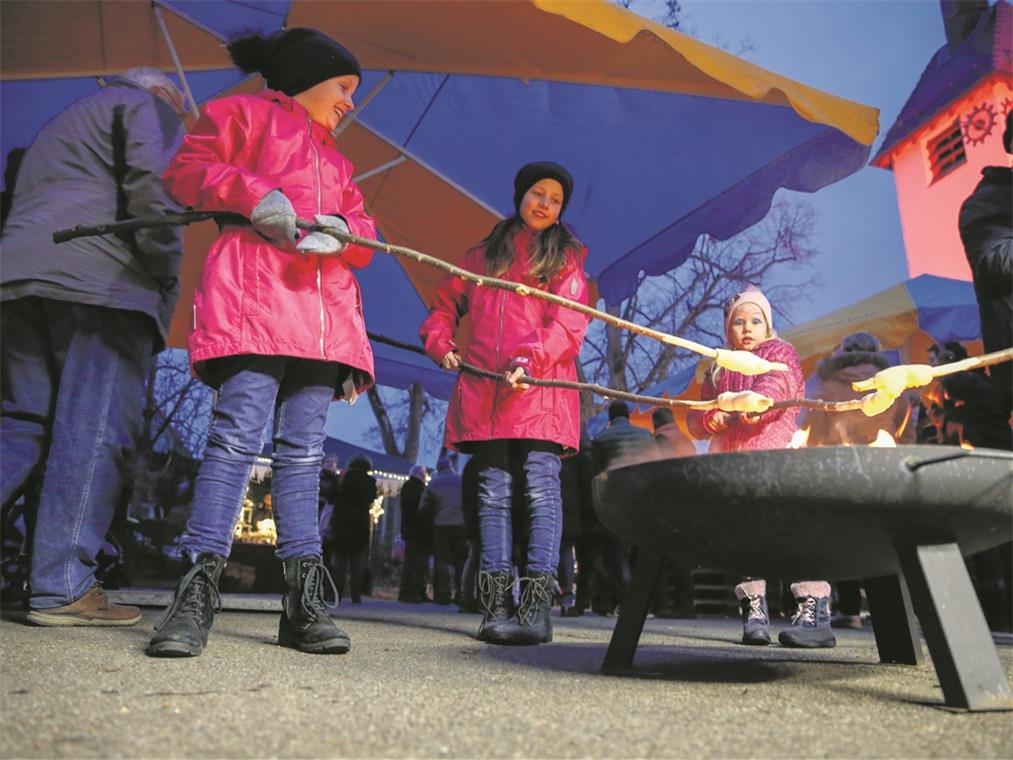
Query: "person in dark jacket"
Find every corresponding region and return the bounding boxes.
[398,464,430,603]
[648,407,697,619]
[332,455,378,604]
[420,456,468,605]
[958,111,1012,444]
[589,401,654,615]
[459,456,481,613]
[0,68,186,627]
[318,455,341,577]
[558,432,594,616]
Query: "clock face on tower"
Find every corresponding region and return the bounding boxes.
[962,102,997,146]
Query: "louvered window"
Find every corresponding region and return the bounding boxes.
[927,120,966,182]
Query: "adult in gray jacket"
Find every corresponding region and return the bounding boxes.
[0,68,186,626]
[420,456,468,606]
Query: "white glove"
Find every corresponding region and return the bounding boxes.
[297,214,350,255]
[250,189,297,245]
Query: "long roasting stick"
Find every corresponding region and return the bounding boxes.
[368,332,863,413]
[54,213,787,376]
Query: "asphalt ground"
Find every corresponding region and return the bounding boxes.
[1,598,1011,759]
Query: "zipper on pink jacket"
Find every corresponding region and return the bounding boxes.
[309,119,326,359]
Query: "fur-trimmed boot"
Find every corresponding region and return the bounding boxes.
[735,579,770,646]
[147,553,226,657]
[278,556,350,654]
[477,570,523,644]
[779,581,837,648]
[514,572,555,645]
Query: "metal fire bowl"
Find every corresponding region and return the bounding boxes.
[592,445,1013,581]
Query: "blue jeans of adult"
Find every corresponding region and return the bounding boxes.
[0,298,156,609]
[469,440,562,576]
[180,355,338,562]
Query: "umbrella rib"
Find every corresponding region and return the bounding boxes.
[152,2,200,118]
[350,118,504,219]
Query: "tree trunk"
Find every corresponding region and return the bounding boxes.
[604,303,629,393]
[367,386,402,458]
[403,383,424,463]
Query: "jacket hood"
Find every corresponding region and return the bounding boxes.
[816,350,890,380]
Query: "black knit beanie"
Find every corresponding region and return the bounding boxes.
[512,161,574,216]
[228,28,361,97]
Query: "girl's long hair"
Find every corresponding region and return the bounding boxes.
[482,217,581,283]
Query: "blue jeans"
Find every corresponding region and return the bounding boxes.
[471,440,562,575]
[1,298,155,609]
[180,355,338,562]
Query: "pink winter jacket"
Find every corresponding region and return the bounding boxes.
[420,226,590,452]
[163,90,377,397]
[687,338,804,452]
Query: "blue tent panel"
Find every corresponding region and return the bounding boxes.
[906,274,982,343]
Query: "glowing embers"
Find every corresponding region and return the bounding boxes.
[786,427,898,448]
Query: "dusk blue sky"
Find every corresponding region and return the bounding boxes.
[675,0,946,325]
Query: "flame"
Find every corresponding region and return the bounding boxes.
[960,440,975,450]
[868,429,897,448]
[788,427,811,449]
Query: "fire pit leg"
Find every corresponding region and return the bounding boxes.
[863,574,923,665]
[897,542,1013,712]
[602,548,664,675]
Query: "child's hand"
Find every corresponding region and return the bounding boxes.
[707,411,734,432]
[441,350,461,369]
[298,214,350,255]
[250,189,297,246]
[505,366,530,390]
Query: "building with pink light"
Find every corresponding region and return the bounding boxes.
[872,0,1012,282]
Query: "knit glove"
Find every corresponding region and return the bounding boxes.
[297,214,350,255]
[250,189,298,245]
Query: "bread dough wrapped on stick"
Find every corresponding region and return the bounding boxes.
[711,347,789,375]
[716,390,774,414]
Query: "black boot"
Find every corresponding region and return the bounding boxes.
[514,572,555,645]
[477,570,523,644]
[147,553,226,657]
[278,556,350,654]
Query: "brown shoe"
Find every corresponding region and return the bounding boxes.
[26,584,141,627]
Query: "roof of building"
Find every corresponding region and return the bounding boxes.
[872,0,1011,168]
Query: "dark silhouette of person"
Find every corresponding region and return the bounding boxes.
[589,400,654,614]
[331,455,377,603]
[398,464,430,603]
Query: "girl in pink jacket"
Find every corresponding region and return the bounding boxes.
[420,162,590,646]
[148,29,376,659]
[687,286,836,649]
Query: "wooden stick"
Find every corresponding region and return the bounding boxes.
[54,213,786,374]
[367,332,857,413]
[931,347,1013,379]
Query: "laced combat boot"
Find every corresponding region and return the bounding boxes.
[476,570,523,644]
[735,580,770,646]
[278,556,350,654]
[779,581,836,648]
[514,572,555,645]
[147,553,226,657]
